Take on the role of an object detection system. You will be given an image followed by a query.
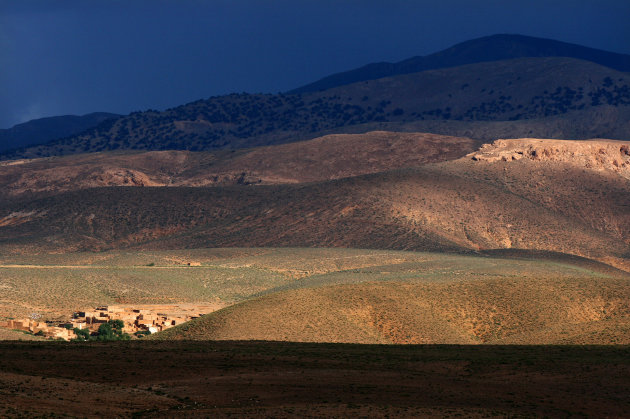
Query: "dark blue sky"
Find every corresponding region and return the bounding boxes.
[1,0,629,128]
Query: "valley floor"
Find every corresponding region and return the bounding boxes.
[0,341,628,418]
[2,248,629,344]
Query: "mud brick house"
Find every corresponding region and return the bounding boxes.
[0,319,76,340]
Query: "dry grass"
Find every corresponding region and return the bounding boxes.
[0,247,440,320]
[155,276,630,345]
[1,247,623,327]
[116,248,630,345]
[0,248,296,320]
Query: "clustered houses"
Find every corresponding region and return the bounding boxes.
[1,304,219,340]
[72,304,217,334]
[0,319,76,340]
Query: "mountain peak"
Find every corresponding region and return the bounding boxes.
[290,34,630,93]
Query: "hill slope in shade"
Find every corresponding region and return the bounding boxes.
[0,131,478,197]
[0,112,120,153]
[0,138,628,271]
[291,34,630,93]
[2,343,628,418]
[3,57,629,160]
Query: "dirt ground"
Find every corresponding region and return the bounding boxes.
[0,341,628,418]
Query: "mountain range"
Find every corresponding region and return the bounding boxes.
[1,34,629,270]
[1,34,629,159]
[1,34,629,348]
[291,33,630,93]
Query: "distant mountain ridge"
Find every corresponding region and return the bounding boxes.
[290,34,630,93]
[0,112,120,152]
[3,34,630,160]
[2,57,629,160]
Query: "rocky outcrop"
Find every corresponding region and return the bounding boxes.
[470,138,630,178]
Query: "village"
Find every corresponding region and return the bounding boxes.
[0,303,221,341]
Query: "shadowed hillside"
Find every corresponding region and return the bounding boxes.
[0,113,120,153]
[3,57,629,160]
[291,34,630,93]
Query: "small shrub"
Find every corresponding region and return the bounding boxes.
[73,328,90,341]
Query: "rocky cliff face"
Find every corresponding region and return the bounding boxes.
[470,138,630,179]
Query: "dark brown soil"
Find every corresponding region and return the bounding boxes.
[0,341,628,418]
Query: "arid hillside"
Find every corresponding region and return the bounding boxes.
[2,247,450,320]
[0,328,44,341]
[470,138,630,178]
[154,275,630,344]
[0,138,628,271]
[0,131,477,197]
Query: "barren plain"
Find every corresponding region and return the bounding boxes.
[1,342,629,417]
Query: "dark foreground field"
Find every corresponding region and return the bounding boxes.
[0,341,628,418]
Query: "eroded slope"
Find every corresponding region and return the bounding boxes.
[0,131,477,197]
[0,138,628,271]
[470,138,630,178]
